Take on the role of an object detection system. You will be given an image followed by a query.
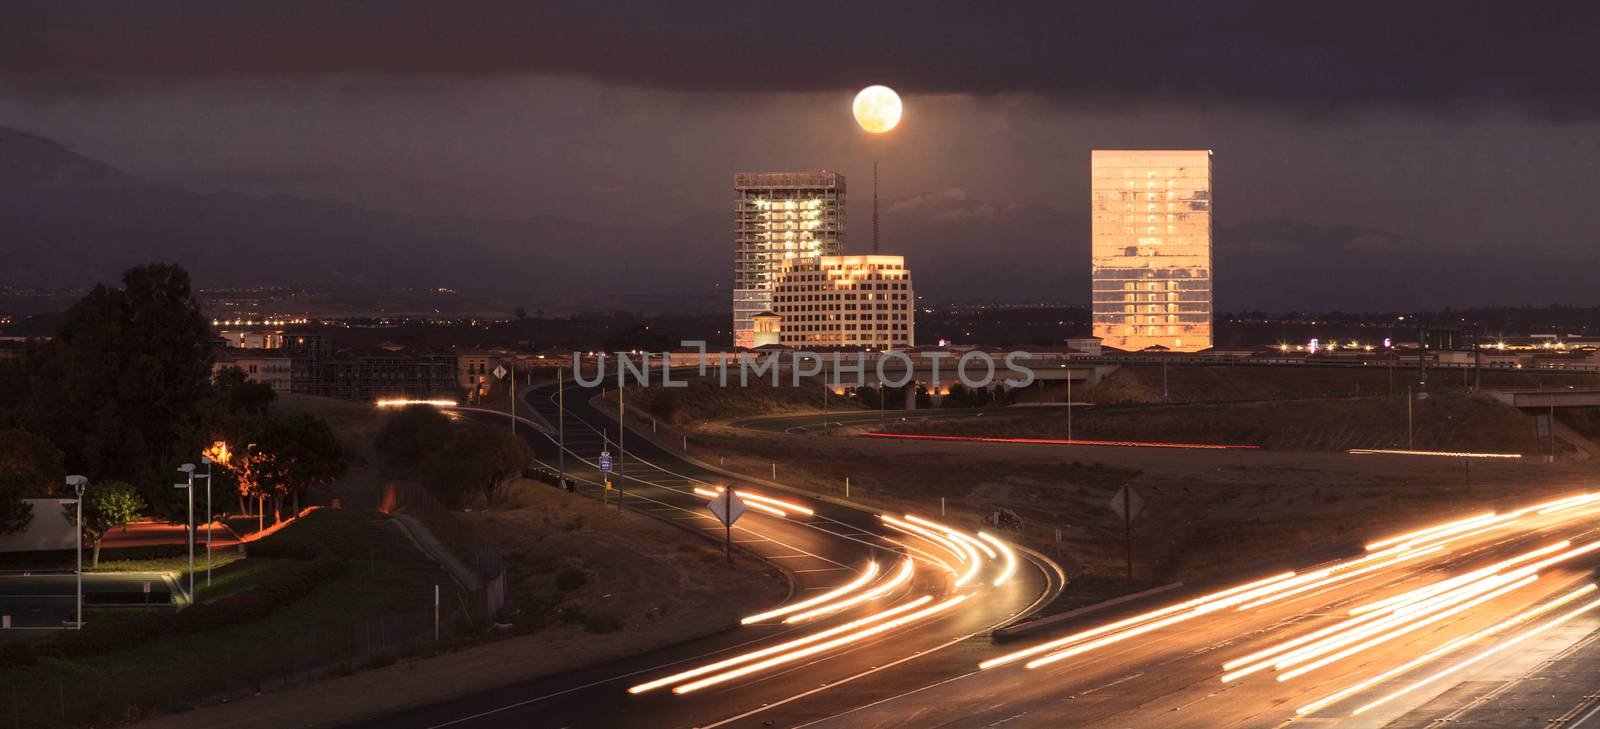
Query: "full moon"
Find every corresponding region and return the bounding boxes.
[853,85,902,134]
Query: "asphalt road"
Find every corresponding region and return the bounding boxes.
[795,501,1600,729]
[343,380,1060,729]
[349,384,1600,728]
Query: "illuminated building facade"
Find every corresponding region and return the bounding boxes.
[1091,150,1213,352]
[772,255,914,347]
[733,172,845,349]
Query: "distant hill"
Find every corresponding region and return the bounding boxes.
[1,127,1594,312]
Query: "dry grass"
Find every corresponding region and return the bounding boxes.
[459,479,786,637]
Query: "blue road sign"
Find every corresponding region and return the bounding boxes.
[599,452,612,472]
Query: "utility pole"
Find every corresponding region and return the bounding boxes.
[1407,385,1414,450]
[1067,371,1073,441]
[67,475,86,629]
[1122,487,1134,580]
[873,161,880,254]
[1550,402,1557,464]
[723,486,733,563]
[617,386,625,511]
[200,457,213,587]
[558,365,566,489]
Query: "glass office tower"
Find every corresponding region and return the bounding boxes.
[733,172,846,349]
[1090,150,1213,352]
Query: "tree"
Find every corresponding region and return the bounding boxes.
[0,428,65,496]
[63,481,145,567]
[421,425,530,508]
[514,306,528,320]
[0,473,33,536]
[255,413,347,521]
[19,264,214,512]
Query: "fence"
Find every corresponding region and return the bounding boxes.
[4,485,510,729]
[380,480,507,625]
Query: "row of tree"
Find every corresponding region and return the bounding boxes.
[0,264,346,550]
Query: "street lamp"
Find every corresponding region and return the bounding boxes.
[176,464,196,601]
[66,474,87,629]
[199,455,213,587]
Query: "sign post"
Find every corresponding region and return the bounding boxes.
[707,487,747,564]
[1109,484,1144,579]
[494,364,512,439]
[598,449,612,505]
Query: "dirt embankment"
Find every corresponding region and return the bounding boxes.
[1083,363,1600,405]
[462,479,785,638]
[884,393,1546,454]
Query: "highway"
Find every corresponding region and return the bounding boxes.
[796,495,1600,728]
[351,381,1600,728]
[345,379,1061,729]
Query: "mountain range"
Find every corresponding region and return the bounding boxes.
[1,126,1593,314]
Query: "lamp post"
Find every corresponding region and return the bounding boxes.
[66,475,87,629]
[200,455,213,587]
[247,442,260,533]
[177,464,196,601]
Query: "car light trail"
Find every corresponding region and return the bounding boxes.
[907,516,997,560]
[673,594,971,694]
[693,486,815,518]
[1348,448,1523,459]
[979,570,1299,670]
[1366,512,1499,550]
[629,595,933,695]
[740,561,879,625]
[978,532,1018,587]
[375,398,458,407]
[902,515,992,587]
[693,487,786,517]
[1296,583,1598,716]
[1353,590,1600,716]
[860,432,1261,450]
[882,515,969,566]
[1347,541,1569,616]
[784,558,915,623]
[1225,539,1595,683]
[1274,573,1537,682]
[1234,545,1442,611]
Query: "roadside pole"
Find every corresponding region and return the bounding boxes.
[201,457,213,587]
[1407,385,1414,450]
[558,365,566,488]
[618,386,625,511]
[1123,487,1133,579]
[724,486,732,563]
[1067,371,1073,441]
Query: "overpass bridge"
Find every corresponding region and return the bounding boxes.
[1488,387,1600,409]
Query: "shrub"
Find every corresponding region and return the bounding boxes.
[583,612,621,634]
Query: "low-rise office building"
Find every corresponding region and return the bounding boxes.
[772,254,915,348]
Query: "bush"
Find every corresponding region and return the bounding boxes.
[555,567,587,591]
[583,612,621,634]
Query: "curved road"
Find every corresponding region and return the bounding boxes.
[342,379,1061,729]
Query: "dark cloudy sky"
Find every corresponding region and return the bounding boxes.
[3,2,1599,263]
